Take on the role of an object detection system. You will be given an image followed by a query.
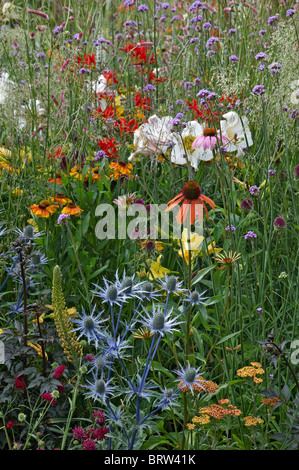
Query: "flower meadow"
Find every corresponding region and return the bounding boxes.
[0,0,298,453]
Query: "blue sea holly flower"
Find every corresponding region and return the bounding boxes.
[115,271,145,299]
[84,375,115,401]
[89,354,113,375]
[103,335,132,359]
[72,306,106,347]
[158,387,179,410]
[139,304,183,336]
[158,274,186,295]
[141,281,161,301]
[176,362,205,395]
[92,278,127,306]
[183,290,208,305]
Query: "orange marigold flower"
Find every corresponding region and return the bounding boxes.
[61,202,83,217]
[165,180,216,225]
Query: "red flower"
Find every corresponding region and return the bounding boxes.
[72,427,88,442]
[82,439,97,450]
[114,118,139,137]
[14,374,26,390]
[93,426,109,441]
[92,410,106,425]
[53,365,67,379]
[134,93,150,110]
[97,137,119,159]
[120,43,155,65]
[5,421,14,429]
[41,393,57,405]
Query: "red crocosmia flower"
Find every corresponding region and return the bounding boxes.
[114,118,139,137]
[134,93,150,110]
[149,71,168,83]
[165,181,216,224]
[53,365,67,379]
[47,147,65,161]
[98,137,119,159]
[103,70,118,85]
[121,43,155,65]
[5,421,14,429]
[95,104,115,120]
[41,393,57,405]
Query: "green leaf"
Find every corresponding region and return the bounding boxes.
[191,266,215,287]
[217,330,242,345]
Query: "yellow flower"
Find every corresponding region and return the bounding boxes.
[147,255,172,280]
[199,240,222,258]
[27,342,48,360]
[175,228,204,264]
[27,219,39,233]
[12,188,24,197]
[45,304,78,318]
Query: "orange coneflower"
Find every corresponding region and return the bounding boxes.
[109,161,133,180]
[61,202,83,217]
[165,181,216,224]
[31,200,58,218]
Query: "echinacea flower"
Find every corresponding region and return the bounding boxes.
[191,127,220,158]
[165,180,216,224]
[171,120,212,168]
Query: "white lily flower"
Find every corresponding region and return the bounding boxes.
[0,73,14,105]
[171,120,213,169]
[128,114,173,162]
[220,111,253,156]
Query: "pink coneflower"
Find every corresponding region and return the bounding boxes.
[113,193,136,209]
[192,127,228,153]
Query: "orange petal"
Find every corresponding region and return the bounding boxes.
[165,195,184,212]
[200,194,216,210]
